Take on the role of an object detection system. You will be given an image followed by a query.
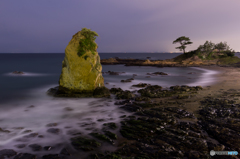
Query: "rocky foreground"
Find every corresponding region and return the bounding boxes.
[2,77,240,158]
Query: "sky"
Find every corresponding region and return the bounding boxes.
[1,0,240,53]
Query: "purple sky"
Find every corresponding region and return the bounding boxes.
[1,0,240,53]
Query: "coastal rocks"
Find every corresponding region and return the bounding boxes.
[13,153,36,159]
[0,149,17,159]
[102,71,125,75]
[12,71,24,74]
[120,78,134,82]
[116,90,135,100]
[89,133,114,144]
[71,136,101,151]
[48,28,109,98]
[147,72,168,75]
[29,144,42,151]
[93,86,110,98]
[137,85,202,98]
[100,58,119,65]
[132,83,150,87]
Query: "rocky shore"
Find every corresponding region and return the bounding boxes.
[2,66,240,159]
[100,55,240,67]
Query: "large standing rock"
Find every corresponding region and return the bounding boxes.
[48,28,109,98]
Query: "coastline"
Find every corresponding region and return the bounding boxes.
[1,65,240,158]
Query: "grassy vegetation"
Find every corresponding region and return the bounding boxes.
[173,50,197,62]
[77,28,98,57]
[218,56,240,65]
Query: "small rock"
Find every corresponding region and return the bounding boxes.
[15,144,26,148]
[47,128,60,134]
[29,144,42,151]
[64,107,73,111]
[43,146,52,151]
[46,123,58,127]
[42,154,61,159]
[0,149,17,158]
[13,153,36,159]
[60,148,71,156]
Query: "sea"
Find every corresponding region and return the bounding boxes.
[0,53,220,157]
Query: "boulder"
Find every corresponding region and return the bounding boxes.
[48,28,109,98]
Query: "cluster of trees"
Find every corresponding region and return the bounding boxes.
[173,36,235,57]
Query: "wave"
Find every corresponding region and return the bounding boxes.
[188,67,220,87]
[3,72,51,77]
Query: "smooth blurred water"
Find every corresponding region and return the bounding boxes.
[0,53,219,155]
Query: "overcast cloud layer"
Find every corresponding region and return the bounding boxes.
[0,0,239,53]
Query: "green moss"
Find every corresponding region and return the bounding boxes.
[93,87,110,98]
[104,131,118,139]
[103,122,117,129]
[77,28,98,57]
[89,133,114,144]
[218,56,240,65]
[71,136,101,151]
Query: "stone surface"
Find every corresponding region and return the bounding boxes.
[13,153,36,159]
[48,28,107,97]
[0,149,17,159]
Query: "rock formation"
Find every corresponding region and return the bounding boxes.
[48,28,110,97]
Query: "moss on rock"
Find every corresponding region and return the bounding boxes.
[48,28,106,97]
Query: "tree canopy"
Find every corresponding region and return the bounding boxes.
[173,36,193,54]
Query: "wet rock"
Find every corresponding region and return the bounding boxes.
[121,78,134,82]
[43,146,52,151]
[22,130,32,133]
[132,83,149,87]
[90,132,114,144]
[0,149,17,159]
[152,72,168,75]
[116,90,135,100]
[13,153,36,159]
[104,131,118,140]
[109,87,123,94]
[47,128,60,134]
[42,154,61,159]
[15,144,26,148]
[12,71,24,74]
[63,107,73,111]
[103,71,125,75]
[135,96,151,101]
[60,148,71,156]
[93,86,111,98]
[71,136,101,151]
[0,128,10,133]
[29,144,42,151]
[24,133,38,138]
[103,122,117,130]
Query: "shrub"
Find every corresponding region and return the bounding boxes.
[77,28,98,57]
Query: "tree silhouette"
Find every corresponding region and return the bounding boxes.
[173,36,193,53]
